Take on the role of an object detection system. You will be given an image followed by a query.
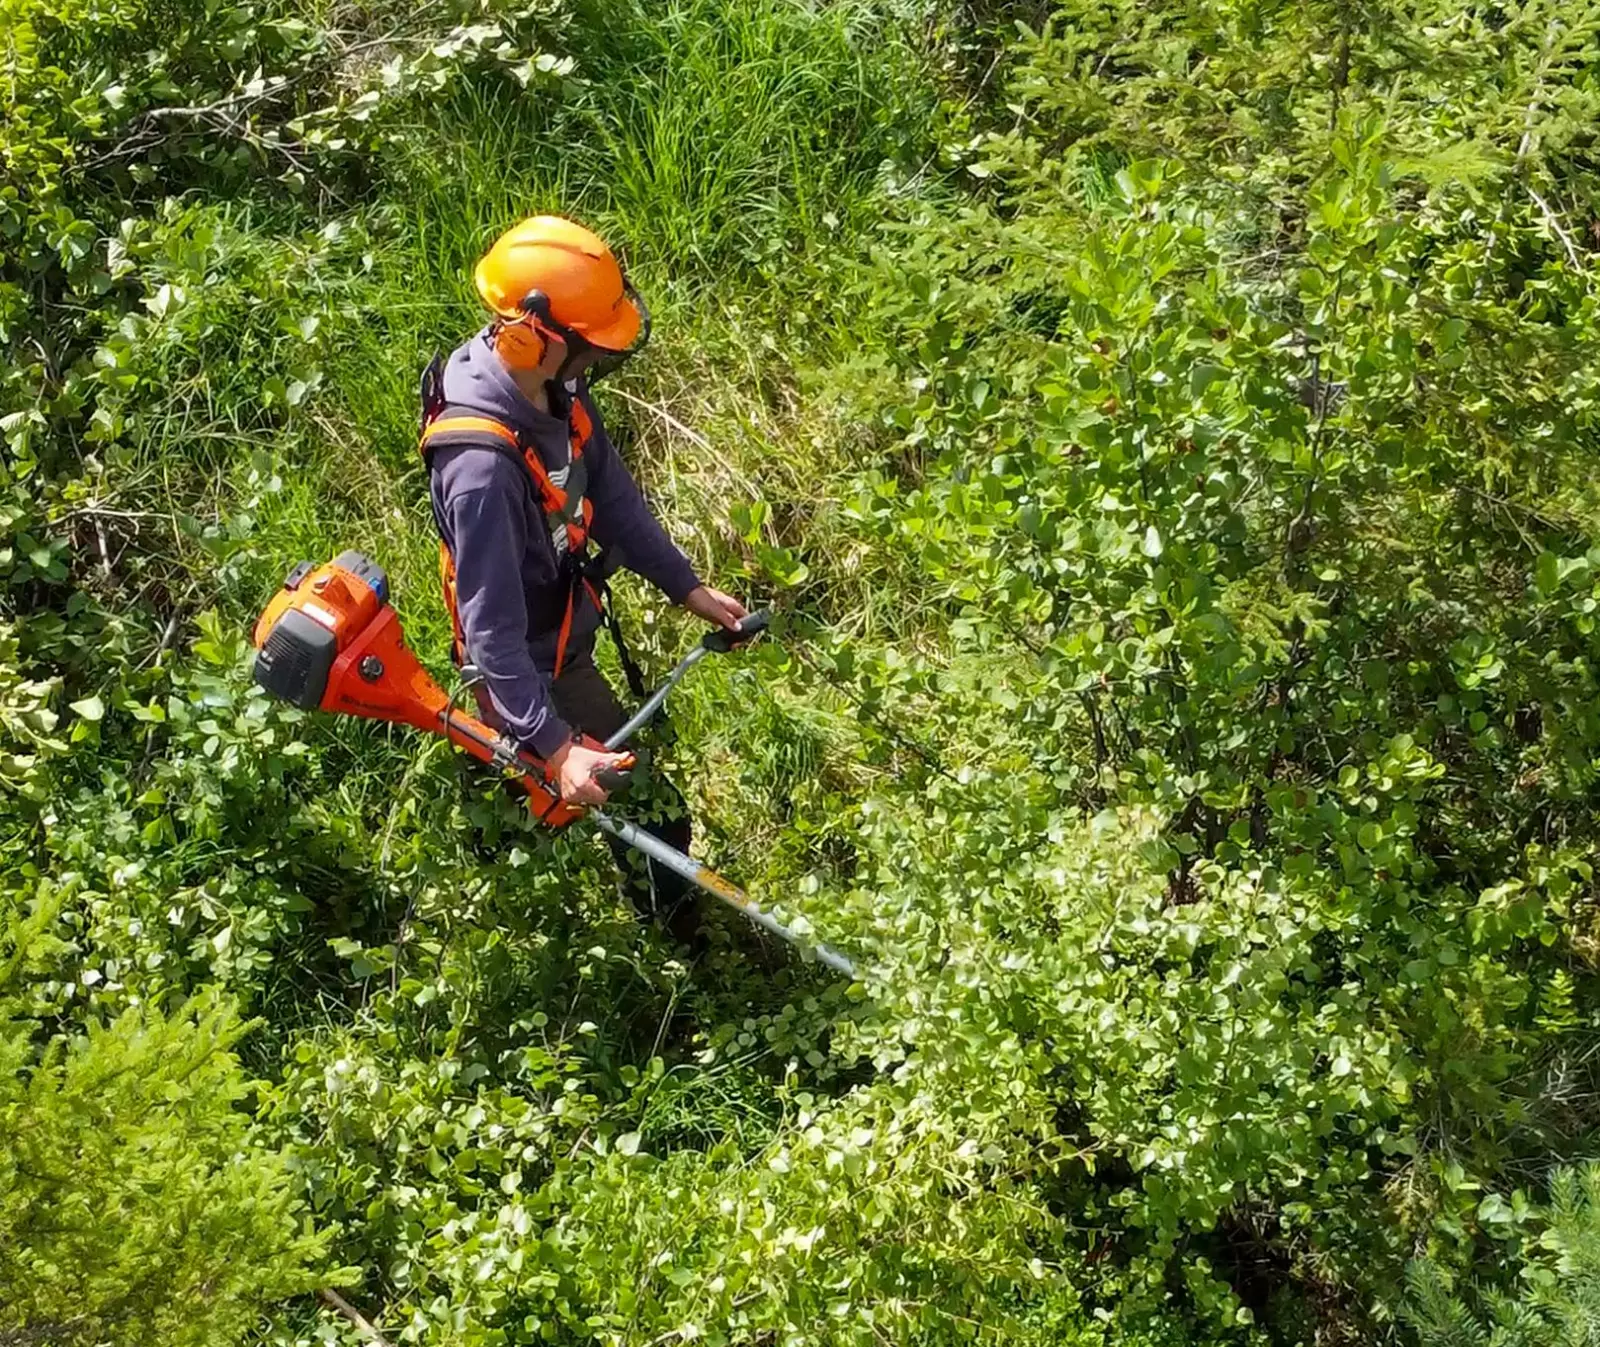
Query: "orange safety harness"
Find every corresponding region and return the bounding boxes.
[419,388,617,685]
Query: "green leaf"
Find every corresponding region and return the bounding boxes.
[1477,1193,1514,1225]
[1141,525,1164,558]
[1189,362,1226,397]
[69,695,105,722]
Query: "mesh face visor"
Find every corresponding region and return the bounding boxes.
[578,283,651,385]
[520,283,652,387]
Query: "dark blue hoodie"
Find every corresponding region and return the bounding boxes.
[427,327,701,757]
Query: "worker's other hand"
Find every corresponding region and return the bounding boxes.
[685,584,748,631]
[547,739,630,806]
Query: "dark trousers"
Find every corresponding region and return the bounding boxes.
[544,650,699,939]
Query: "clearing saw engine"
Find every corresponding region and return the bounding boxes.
[251,550,589,826]
[252,550,449,735]
[253,551,391,710]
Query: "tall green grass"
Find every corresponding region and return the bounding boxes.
[385,0,927,284]
[258,0,945,698]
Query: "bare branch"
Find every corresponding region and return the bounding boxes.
[319,1288,395,1347]
[1527,184,1585,273]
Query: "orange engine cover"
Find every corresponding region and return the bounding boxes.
[252,551,588,827]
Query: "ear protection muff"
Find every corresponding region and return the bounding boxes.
[491,290,561,373]
[493,319,548,371]
[494,286,645,386]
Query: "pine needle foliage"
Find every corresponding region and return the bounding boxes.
[1407,1166,1600,1347]
[0,898,331,1346]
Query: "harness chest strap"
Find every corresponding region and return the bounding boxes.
[419,409,600,677]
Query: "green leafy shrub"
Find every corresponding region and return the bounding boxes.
[788,0,1600,1331]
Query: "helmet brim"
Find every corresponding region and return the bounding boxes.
[578,293,643,352]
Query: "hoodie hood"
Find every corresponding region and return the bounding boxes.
[440,325,576,444]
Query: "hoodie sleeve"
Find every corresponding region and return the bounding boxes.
[580,393,702,604]
[443,459,573,759]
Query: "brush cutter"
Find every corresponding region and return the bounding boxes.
[250,550,857,978]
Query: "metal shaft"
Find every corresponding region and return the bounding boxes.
[603,646,708,749]
[590,810,858,978]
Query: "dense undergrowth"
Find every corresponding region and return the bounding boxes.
[4,0,1600,1343]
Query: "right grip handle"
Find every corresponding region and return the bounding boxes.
[701,610,771,653]
[594,747,641,795]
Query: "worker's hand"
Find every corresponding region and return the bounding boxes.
[547,739,630,806]
[684,584,748,632]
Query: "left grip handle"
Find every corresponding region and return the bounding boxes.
[593,748,639,795]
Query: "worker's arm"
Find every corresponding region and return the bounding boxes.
[444,474,570,759]
[579,392,703,602]
[580,392,747,630]
[445,475,626,803]
[436,448,630,802]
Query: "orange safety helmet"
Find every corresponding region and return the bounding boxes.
[475,217,648,379]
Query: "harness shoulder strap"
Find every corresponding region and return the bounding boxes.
[569,395,594,450]
[419,353,447,433]
[418,393,617,684]
[419,413,521,458]
[420,407,525,669]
